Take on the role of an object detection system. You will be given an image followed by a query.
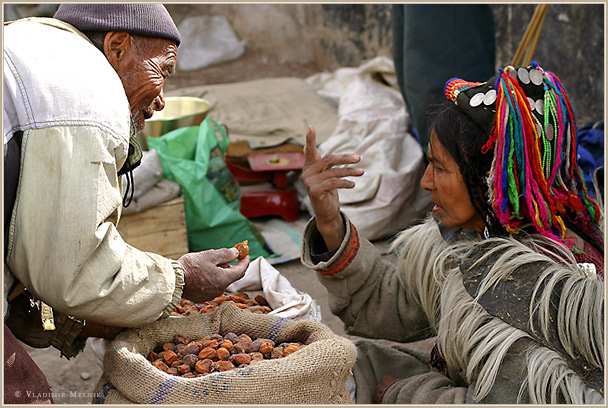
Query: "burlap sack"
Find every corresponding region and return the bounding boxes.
[93,303,356,404]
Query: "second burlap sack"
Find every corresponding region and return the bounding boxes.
[93,303,356,404]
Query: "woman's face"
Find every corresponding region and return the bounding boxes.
[420,131,486,232]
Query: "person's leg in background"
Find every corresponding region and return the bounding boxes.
[392,4,496,154]
[4,324,53,404]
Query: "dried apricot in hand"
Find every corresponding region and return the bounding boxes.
[234,240,249,260]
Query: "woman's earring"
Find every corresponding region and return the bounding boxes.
[483,215,491,239]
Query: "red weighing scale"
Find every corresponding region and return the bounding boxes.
[226,152,304,222]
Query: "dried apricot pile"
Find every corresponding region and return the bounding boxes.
[148,332,304,377]
[171,293,272,316]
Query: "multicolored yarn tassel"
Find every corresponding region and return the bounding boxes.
[488,66,602,247]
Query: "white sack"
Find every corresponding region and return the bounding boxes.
[305,56,400,108]
[226,256,322,322]
[177,15,247,71]
[121,179,181,215]
[300,57,432,240]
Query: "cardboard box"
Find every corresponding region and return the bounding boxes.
[117,197,188,260]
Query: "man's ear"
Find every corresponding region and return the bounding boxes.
[103,32,132,68]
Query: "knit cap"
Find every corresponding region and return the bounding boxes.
[53,4,181,46]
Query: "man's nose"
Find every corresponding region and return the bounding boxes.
[153,90,165,111]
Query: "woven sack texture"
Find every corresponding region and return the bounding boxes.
[92,303,356,404]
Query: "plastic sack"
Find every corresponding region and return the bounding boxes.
[148,118,271,259]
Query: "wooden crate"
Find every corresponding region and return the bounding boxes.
[117,197,188,260]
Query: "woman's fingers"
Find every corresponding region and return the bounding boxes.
[304,126,321,166]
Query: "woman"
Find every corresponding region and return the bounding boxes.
[300,64,604,404]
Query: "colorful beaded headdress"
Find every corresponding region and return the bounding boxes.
[444,63,602,246]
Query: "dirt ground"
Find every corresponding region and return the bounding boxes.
[16,50,353,405]
[164,47,324,93]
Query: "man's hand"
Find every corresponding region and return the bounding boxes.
[178,248,249,303]
[78,321,122,339]
[302,126,364,251]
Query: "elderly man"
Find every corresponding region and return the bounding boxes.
[3,4,249,402]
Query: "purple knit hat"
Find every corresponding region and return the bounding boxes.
[53,4,181,46]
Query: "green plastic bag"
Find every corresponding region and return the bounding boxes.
[148,118,272,259]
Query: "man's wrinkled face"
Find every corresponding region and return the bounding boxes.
[106,33,177,133]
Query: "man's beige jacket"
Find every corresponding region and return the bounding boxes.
[3,18,183,327]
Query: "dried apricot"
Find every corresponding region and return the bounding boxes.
[271,347,284,359]
[195,359,213,374]
[216,347,230,361]
[234,240,249,260]
[162,342,176,352]
[254,295,269,306]
[174,334,189,344]
[229,353,252,365]
[201,339,219,349]
[249,352,264,363]
[198,347,217,361]
[183,342,202,356]
[212,360,235,372]
[259,342,274,357]
[224,332,239,343]
[283,343,301,356]
[163,350,178,365]
[152,360,169,372]
[177,364,191,374]
[182,354,198,368]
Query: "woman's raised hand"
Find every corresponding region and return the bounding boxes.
[302,126,363,251]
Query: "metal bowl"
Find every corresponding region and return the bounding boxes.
[136,96,212,150]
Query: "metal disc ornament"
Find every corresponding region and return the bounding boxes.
[535,99,545,115]
[518,67,531,84]
[527,97,535,110]
[483,89,497,105]
[536,122,543,137]
[529,68,544,85]
[545,123,554,141]
[469,92,484,107]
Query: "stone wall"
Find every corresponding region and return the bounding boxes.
[166,3,604,125]
[492,4,605,126]
[5,3,601,123]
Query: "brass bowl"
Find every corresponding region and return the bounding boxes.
[136,96,212,150]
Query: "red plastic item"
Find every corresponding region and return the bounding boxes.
[225,153,304,221]
[225,159,274,184]
[240,189,301,222]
